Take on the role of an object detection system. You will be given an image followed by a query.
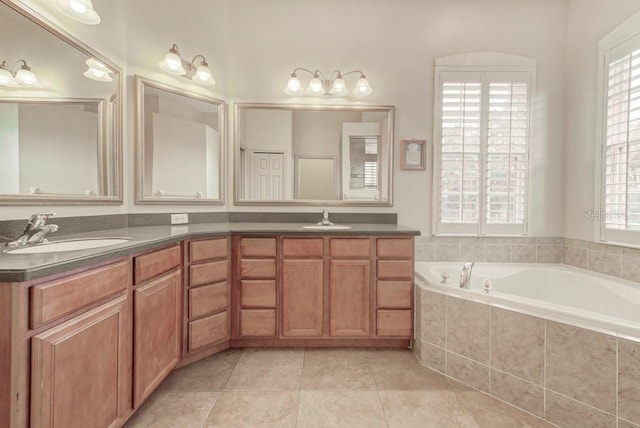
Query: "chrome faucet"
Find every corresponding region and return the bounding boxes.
[6,213,58,248]
[318,209,334,226]
[459,262,475,289]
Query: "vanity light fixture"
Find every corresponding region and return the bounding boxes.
[83,58,113,82]
[158,44,216,87]
[53,0,101,25]
[0,60,40,88]
[284,68,373,98]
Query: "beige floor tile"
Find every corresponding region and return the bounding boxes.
[379,390,478,428]
[367,348,451,391]
[453,389,554,428]
[302,348,376,390]
[297,390,387,428]
[157,349,243,392]
[203,391,298,428]
[225,348,304,391]
[123,391,219,428]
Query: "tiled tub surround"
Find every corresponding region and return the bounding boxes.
[414,263,640,428]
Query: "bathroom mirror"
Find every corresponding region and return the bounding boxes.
[0,1,122,205]
[134,76,225,204]
[234,103,394,206]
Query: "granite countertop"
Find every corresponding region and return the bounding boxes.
[0,222,419,282]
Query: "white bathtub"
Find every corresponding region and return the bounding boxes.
[415,262,640,340]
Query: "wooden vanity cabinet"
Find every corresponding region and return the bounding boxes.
[132,245,182,408]
[183,237,231,362]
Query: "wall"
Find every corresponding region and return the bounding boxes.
[3,0,568,238]
[563,0,640,241]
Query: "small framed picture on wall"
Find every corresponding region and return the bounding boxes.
[400,139,426,170]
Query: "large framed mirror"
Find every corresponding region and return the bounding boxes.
[134,76,225,204]
[234,103,394,206]
[0,1,122,205]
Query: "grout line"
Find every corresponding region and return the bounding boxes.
[616,338,619,428]
[546,388,617,420]
[294,348,304,428]
[365,348,391,428]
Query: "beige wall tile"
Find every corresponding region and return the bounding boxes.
[563,238,588,249]
[562,246,587,269]
[545,390,616,428]
[546,321,617,413]
[588,251,621,277]
[536,237,562,246]
[447,297,490,363]
[491,308,544,384]
[446,352,490,393]
[621,255,640,282]
[511,245,537,263]
[460,243,486,262]
[588,241,622,255]
[619,338,640,425]
[619,418,640,428]
[490,370,544,418]
[418,340,446,374]
[435,243,460,261]
[486,245,511,262]
[421,289,446,347]
[512,237,536,245]
[536,245,561,263]
[415,243,436,261]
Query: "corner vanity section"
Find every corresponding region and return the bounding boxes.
[0,223,417,427]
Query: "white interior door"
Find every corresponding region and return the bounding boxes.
[250,151,285,200]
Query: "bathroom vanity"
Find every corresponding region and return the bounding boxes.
[0,223,417,427]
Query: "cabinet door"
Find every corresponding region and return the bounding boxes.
[31,296,129,428]
[329,260,371,337]
[133,270,181,408]
[282,259,323,337]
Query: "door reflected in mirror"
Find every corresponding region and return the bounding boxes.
[134,76,225,204]
[235,104,394,206]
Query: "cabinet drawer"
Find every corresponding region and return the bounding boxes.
[330,238,371,258]
[189,237,228,262]
[240,259,276,279]
[377,260,413,280]
[188,311,228,352]
[189,282,228,318]
[240,309,276,337]
[189,260,228,286]
[282,238,323,258]
[30,261,128,328]
[241,280,276,308]
[377,281,413,309]
[377,309,412,337]
[377,238,413,259]
[240,238,276,257]
[134,245,181,284]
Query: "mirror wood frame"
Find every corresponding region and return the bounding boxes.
[134,75,226,205]
[233,102,395,207]
[0,0,123,206]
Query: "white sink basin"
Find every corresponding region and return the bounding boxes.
[301,225,352,230]
[6,238,131,254]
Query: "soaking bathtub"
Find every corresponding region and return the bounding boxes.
[413,262,640,427]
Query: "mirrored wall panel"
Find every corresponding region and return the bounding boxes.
[135,76,225,204]
[234,103,394,206]
[0,1,122,205]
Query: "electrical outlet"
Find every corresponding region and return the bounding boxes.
[170,213,189,225]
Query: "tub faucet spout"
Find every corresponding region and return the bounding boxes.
[460,262,475,289]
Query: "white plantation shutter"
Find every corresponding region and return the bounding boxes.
[436,70,532,235]
[602,35,640,242]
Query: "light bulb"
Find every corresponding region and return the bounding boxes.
[308,76,323,94]
[69,0,87,14]
[159,51,186,76]
[192,65,216,86]
[53,0,101,25]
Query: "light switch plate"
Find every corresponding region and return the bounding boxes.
[170,213,189,225]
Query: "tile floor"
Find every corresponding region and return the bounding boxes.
[124,348,555,428]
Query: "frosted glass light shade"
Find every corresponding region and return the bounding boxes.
[192,64,216,86]
[14,68,39,87]
[284,75,303,95]
[159,52,186,75]
[308,76,324,94]
[83,58,113,82]
[353,76,373,98]
[53,0,101,25]
[0,68,17,87]
[329,77,348,96]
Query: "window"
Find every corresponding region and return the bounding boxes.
[600,34,640,244]
[434,54,534,236]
